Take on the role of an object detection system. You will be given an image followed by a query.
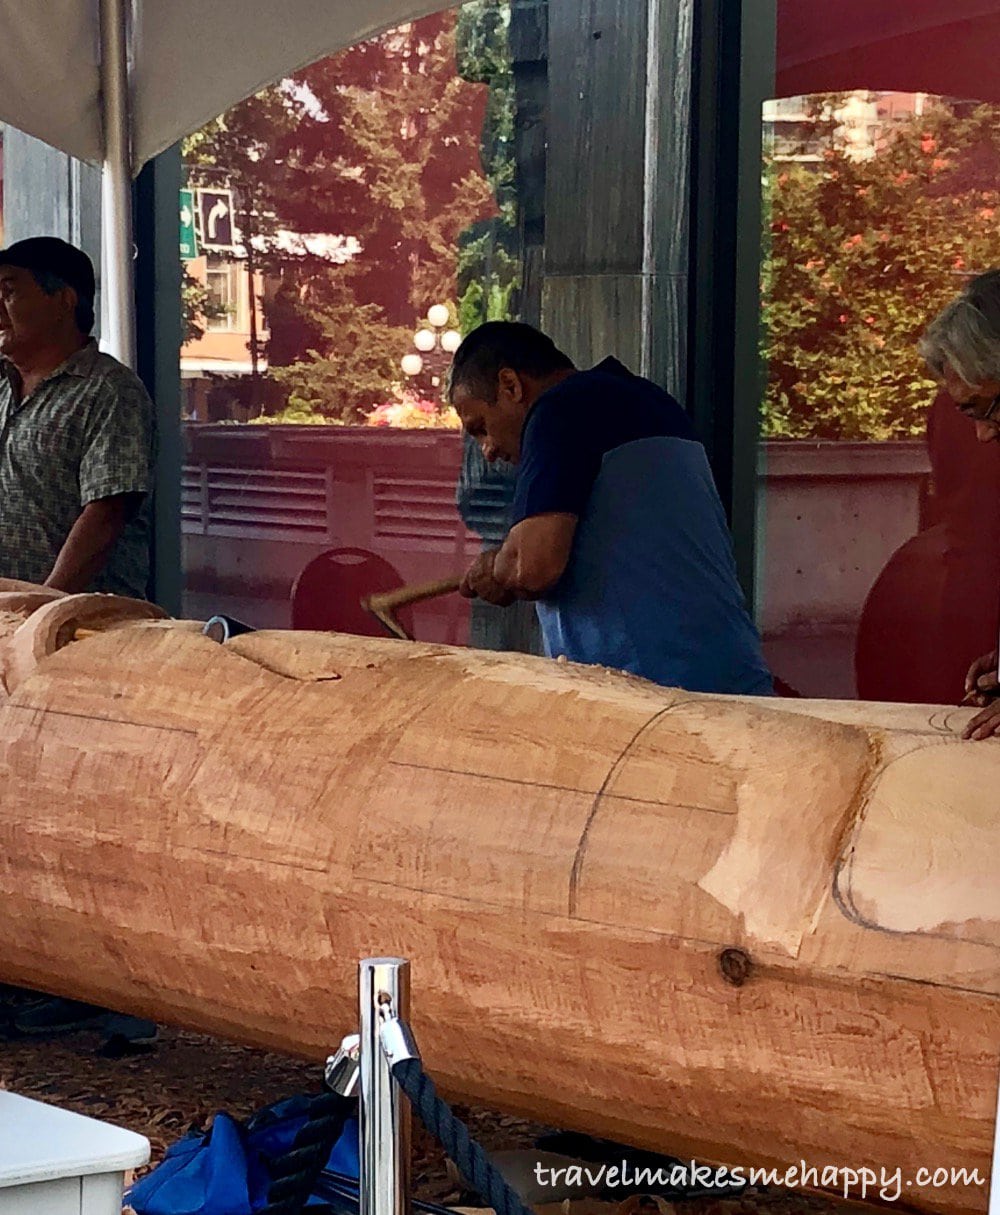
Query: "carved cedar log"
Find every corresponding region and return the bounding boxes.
[0,590,996,1214]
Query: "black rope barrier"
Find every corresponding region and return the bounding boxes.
[391,1056,538,1215]
[260,1089,356,1215]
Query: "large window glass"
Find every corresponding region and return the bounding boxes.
[758,90,1000,701]
[179,3,539,649]
[177,0,680,656]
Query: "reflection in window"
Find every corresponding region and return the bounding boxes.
[757,91,1000,703]
[179,2,540,654]
[762,92,1000,441]
[180,3,517,425]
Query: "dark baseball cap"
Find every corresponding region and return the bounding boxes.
[0,236,96,305]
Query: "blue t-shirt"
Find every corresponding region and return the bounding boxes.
[510,357,773,695]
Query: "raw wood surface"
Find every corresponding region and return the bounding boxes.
[0,590,996,1214]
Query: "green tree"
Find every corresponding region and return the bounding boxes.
[266,271,412,422]
[763,96,1000,439]
[455,0,520,331]
[184,7,500,422]
[276,9,497,326]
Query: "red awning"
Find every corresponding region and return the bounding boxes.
[777,0,1000,103]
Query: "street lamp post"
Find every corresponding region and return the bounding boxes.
[400,304,461,401]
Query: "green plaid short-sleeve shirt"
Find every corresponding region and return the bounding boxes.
[0,340,155,598]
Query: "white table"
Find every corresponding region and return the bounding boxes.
[0,1092,149,1214]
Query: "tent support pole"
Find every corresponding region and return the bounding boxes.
[99,0,136,368]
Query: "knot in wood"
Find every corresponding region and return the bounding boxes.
[718,947,752,987]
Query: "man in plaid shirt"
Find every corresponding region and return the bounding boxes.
[0,236,157,1045]
[0,237,154,597]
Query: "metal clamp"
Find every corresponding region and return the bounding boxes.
[326,1032,361,1097]
[379,1013,421,1069]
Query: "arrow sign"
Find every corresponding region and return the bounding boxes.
[197,188,235,251]
[179,189,198,260]
[207,199,229,241]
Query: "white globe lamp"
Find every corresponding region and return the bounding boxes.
[400,353,424,377]
[441,329,461,354]
[413,328,436,352]
[427,303,450,329]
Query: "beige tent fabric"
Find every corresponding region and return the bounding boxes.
[0,0,446,171]
[8,2,1000,169]
[0,0,102,164]
[132,0,446,170]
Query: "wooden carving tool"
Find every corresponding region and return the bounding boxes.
[362,575,461,640]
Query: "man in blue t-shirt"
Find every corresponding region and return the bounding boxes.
[449,321,772,695]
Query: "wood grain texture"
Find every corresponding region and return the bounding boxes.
[0,593,167,693]
[545,0,648,274]
[542,274,646,369]
[0,594,996,1214]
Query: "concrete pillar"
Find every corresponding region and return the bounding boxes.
[1,127,103,335]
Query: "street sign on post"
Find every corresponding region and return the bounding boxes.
[179,189,198,260]
[197,188,235,251]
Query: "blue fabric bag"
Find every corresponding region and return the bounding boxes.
[127,1095,359,1215]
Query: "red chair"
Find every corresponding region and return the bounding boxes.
[290,547,414,639]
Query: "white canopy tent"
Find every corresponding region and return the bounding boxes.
[0,0,443,364]
[4,0,1000,366]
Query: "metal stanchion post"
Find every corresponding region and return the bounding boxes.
[359,957,411,1215]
